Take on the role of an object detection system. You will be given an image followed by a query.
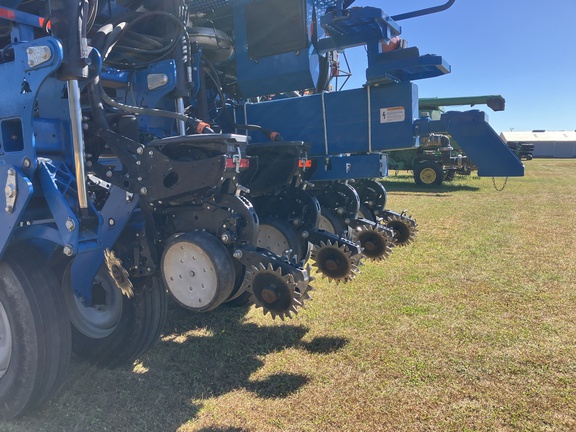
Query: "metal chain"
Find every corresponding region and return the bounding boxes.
[492,177,508,191]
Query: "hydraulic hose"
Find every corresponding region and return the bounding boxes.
[391,0,456,21]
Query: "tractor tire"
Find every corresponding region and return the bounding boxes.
[414,161,444,186]
[257,217,304,261]
[0,246,71,420]
[63,264,167,367]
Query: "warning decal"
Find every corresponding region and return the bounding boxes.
[380,107,405,124]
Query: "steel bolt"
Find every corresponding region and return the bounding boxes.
[5,205,13,213]
[140,187,148,195]
[7,168,15,176]
[63,245,73,256]
[344,218,351,224]
[5,185,15,198]
[106,171,113,178]
[220,233,231,243]
[65,218,75,231]
[23,158,31,168]
[232,250,243,259]
[137,147,144,154]
[337,207,344,215]
[301,230,309,239]
[108,218,115,226]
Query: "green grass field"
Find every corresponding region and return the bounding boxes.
[3,158,575,432]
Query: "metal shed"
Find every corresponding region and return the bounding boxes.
[500,131,576,158]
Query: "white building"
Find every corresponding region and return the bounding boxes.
[500,131,576,158]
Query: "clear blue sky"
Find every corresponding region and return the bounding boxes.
[342,0,576,134]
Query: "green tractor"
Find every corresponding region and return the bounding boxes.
[387,95,524,186]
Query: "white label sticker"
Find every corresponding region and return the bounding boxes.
[380,107,405,123]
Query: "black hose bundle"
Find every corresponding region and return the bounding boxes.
[89,8,214,133]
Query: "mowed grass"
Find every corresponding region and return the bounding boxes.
[3,158,576,432]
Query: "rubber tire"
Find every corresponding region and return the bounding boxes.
[257,217,304,261]
[318,208,346,236]
[71,275,167,367]
[357,204,376,222]
[414,161,444,186]
[224,290,253,308]
[162,231,235,313]
[0,246,71,420]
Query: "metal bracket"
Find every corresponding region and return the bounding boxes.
[4,168,17,214]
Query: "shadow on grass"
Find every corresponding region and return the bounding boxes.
[382,175,481,193]
[6,304,348,432]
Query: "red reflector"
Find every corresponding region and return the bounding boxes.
[0,8,16,20]
[225,158,250,169]
[298,160,312,168]
[39,17,51,29]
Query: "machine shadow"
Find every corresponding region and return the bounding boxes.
[12,304,348,432]
[382,176,481,193]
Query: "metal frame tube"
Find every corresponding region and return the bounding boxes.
[67,79,89,209]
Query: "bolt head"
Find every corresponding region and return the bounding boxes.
[65,218,75,231]
[232,250,243,259]
[5,185,15,198]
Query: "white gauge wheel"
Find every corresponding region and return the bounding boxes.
[163,241,219,309]
[162,231,235,312]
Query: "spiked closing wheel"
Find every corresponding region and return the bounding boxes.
[245,263,303,320]
[310,240,360,283]
[384,214,418,247]
[353,225,393,261]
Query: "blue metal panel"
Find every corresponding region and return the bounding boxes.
[116,60,178,137]
[239,82,418,156]
[415,110,525,177]
[366,49,451,85]
[317,6,401,52]
[0,166,33,259]
[0,37,63,173]
[310,153,387,181]
[232,0,320,97]
[240,94,327,155]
